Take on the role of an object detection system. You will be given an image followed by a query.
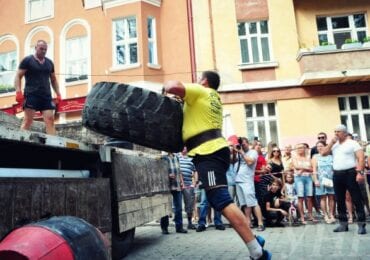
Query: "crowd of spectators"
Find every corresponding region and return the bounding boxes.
[161,126,370,235]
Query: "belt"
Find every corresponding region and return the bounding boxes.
[333,168,356,174]
[185,129,222,152]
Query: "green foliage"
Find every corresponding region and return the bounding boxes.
[344,38,359,44]
[363,36,370,42]
[320,41,334,46]
[0,84,15,94]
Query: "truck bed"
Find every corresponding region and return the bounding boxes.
[0,125,111,238]
[0,124,99,171]
[0,113,172,250]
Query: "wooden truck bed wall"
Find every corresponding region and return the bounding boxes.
[0,121,171,239]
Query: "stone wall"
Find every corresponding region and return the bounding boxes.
[0,111,45,132]
[55,121,107,145]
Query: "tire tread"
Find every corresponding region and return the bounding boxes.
[83,82,183,152]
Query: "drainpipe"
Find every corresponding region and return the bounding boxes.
[186,0,197,82]
[208,0,217,70]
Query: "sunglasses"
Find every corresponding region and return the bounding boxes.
[317,136,326,140]
[272,150,280,153]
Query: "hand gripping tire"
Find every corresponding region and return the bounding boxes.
[82,82,184,152]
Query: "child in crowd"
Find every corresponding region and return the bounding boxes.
[264,179,291,227]
[282,172,299,224]
[283,173,298,207]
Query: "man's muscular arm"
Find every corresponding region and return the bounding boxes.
[14,69,26,92]
[50,72,61,96]
[163,81,185,98]
[239,150,256,166]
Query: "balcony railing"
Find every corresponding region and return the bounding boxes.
[297,45,370,85]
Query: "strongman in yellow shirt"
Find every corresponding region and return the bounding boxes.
[163,71,271,260]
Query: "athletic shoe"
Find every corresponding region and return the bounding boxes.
[176,228,188,234]
[257,225,265,231]
[161,228,169,235]
[215,225,226,230]
[251,249,272,260]
[260,249,272,260]
[187,224,196,230]
[358,223,366,235]
[333,223,348,232]
[255,235,265,248]
[196,225,206,232]
[328,216,336,224]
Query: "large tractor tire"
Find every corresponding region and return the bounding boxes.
[82,82,184,152]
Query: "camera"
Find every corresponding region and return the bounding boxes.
[236,137,242,150]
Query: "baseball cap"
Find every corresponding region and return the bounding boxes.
[334,124,347,133]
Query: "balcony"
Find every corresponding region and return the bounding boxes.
[102,0,161,8]
[297,47,370,85]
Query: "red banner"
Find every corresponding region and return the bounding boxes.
[57,96,86,113]
[0,96,86,115]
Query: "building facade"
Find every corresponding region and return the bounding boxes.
[0,0,193,122]
[0,0,369,147]
[192,0,370,147]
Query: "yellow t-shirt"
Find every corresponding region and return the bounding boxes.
[183,83,228,156]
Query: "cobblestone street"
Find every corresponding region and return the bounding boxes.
[126,219,370,260]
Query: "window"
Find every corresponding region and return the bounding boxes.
[316,13,368,49]
[65,36,88,83]
[338,95,370,141]
[238,20,271,64]
[147,17,158,65]
[0,51,17,94]
[244,102,278,144]
[113,17,138,67]
[26,0,53,22]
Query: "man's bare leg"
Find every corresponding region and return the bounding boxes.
[222,203,267,259]
[222,203,255,242]
[42,109,56,135]
[222,203,271,259]
[21,108,36,130]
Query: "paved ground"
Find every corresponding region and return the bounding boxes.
[125,219,370,260]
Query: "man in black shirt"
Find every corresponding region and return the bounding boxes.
[310,132,328,158]
[14,39,61,135]
[264,179,290,227]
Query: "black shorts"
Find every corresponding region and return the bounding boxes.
[192,147,230,189]
[24,95,56,112]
